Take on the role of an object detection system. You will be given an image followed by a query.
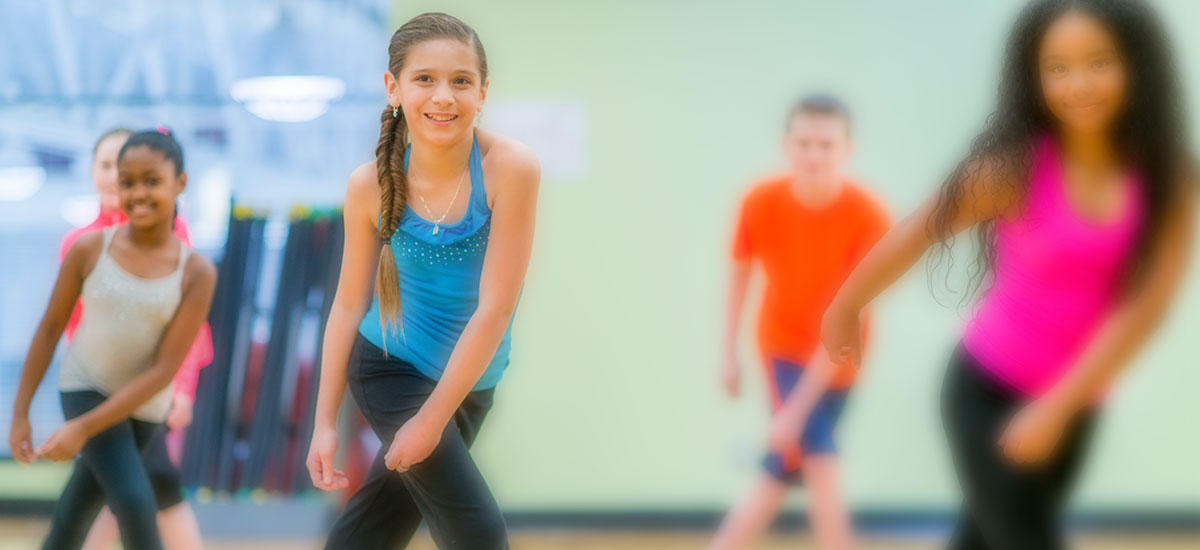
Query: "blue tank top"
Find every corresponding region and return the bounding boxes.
[358,135,513,390]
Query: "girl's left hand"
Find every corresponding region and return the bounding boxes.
[820,303,863,368]
[36,420,88,462]
[767,411,805,455]
[385,412,444,473]
[998,397,1071,467]
[166,394,194,431]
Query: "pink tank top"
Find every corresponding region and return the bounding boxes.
[962,137,1144,396]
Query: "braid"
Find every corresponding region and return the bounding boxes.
[372,12,488,342]
[375,105,409,338]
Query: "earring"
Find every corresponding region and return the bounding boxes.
[392,106,399,118]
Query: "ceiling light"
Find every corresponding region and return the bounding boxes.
[0,166,46,202]
[230,75,346,123]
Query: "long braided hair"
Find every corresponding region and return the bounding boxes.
[375,13,488,335]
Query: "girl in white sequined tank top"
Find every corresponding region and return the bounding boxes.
[9,129,216,550]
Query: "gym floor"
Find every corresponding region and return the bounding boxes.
[1,520,1197,550]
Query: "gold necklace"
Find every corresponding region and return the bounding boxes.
[413,168,467,235]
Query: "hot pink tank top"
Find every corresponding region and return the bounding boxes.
[962,137,1144,397]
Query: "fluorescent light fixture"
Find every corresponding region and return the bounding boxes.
[230,75,346,122]
[0,166,46,202]
[61,194,101,227]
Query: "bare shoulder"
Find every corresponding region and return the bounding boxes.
[477,130,541,191]
[66,230,104,258]
[347,160,381,201]
[63,231,105,274]
[345,160,382,220]
[183,251,218,290]
[963,154,1022,195]
[958,153,1024,218]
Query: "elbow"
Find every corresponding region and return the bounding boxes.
[1141,302,1173,334]
[475,302,517,329]
[35,317,66,343]
[329,299,369,325]
[150,360,182,389]
[324,304,366,338]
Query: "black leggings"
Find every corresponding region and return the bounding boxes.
[43,391,167,550]
[324,335,507,550]
[942,346,1097,550]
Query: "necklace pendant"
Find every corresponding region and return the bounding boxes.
[432,224,439,235]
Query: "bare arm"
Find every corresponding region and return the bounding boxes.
[313,165,383,431]
[722,260,752,397]
[998,179,1196,466]
[823,163,1016,365]
[726,261,752,358]
[308,163,382,490]
[1050,182,1197,414]
[69,256,216,437]
[384,140,540,471]
[773,205,894,436]
[418,143,539,425]
[36,251,216,461]
[723,193,758,398]
[9,236,99,463]
[770,346,837,449]
[12,237,94,420]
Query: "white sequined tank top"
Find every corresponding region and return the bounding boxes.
[58,227,191,422]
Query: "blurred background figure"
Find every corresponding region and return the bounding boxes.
[2,0,1198,549]
[822,0,1196,548]
[713,95,890,550]
[65,128,210,550]
[9,128,216,550]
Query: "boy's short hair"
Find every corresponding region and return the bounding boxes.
[786,94,852,137]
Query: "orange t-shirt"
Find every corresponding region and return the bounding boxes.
[732,175,891,388]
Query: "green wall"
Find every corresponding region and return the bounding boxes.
[392,0,1200,511]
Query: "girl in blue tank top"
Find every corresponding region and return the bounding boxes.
[357,135,514,390]
[306,13,540,550]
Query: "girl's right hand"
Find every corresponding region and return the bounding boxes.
[307,425,349,491]
[821,301,863,368]
[9,416,34,464]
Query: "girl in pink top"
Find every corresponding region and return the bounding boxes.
[962,135,1144,397]
[821,1,1195,549]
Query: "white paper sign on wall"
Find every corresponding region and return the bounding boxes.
[483,99,587,182]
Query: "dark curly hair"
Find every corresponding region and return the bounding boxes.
[927,0,1193,301]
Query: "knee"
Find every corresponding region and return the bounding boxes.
[149,472,184,509]
[477,513,508,547]
[450,512,507,550]
[106,483,158,519]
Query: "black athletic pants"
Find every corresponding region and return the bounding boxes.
[324,335,507,550]
[43,390,169,550]
[942,346,1097,550]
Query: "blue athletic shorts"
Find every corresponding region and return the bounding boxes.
[762,357,848,484]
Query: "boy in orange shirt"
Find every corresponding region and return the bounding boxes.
[712,96,890,550]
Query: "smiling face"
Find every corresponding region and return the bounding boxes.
[92,134,128,212]
[385,37,488,147]
[116,145,186,229]
[1038,9,1128,138]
